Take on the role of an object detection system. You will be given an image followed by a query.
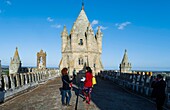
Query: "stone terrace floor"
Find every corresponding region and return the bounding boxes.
[0,77,159,110]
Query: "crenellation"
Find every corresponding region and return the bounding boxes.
[31,73,34,82]
[29,73,32,83]
[0,69,59,102]
[24,73,28,85]
[99,70,170,108]
[3,75,9,90]
[15,74,19,87]
[20,74,24,86]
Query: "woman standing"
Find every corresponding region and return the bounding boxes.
[61,68,72,106]
[83,66,93,104]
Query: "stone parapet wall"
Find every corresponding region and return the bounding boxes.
[99,70,170,108]
[0,69,60,102]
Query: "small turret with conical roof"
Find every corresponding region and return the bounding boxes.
[13,47,20,62]
[9,47,22,74]
[119,49,132,73]
[61,26,68,52]
[96,26,103,53]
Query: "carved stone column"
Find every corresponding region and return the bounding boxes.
[28,73,31,83]
[31,73,34,82]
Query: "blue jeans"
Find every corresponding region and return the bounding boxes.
[61,90,72,105]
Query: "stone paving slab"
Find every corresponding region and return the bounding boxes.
[0,77,160,110]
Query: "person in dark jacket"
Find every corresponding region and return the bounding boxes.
[61,68,72,106]
[151,74,166,110]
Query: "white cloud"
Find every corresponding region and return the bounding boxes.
[115,21,131,30]
[91,20,99,27]
[51,24,61,29]
[47,17,54,22]
[6,0,12,5]
[100,26,108,30]
[95,26,108,30]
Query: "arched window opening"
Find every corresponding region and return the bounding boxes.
[79,39,83,45]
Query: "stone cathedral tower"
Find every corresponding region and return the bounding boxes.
[59,4,103,75]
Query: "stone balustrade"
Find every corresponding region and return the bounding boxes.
[0,69,60,102]
[99,70,170,108]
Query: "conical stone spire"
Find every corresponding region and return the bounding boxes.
[96,26,103,37]
[121,49,128,64]
[61,25,68,36]
[71,5,91,35]
[13,47,20,61]
[120,49,132,73]
[9,47,21,74]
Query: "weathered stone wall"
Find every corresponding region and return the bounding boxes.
[99,71,170,108]
[0,69,60,102]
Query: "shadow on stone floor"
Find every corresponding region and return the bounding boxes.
[90,77,156,110]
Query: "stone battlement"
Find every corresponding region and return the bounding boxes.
[99,70,170,109]
[0,69,60,102]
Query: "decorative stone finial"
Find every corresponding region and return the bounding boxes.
[125,49,127,53]
[82,0,84,10]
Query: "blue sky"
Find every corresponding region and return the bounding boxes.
[0,0,170,71]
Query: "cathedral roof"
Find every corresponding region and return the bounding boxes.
[121,49,129,64]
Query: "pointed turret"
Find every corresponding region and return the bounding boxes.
[121,49,128,64]
[96,26,103,53]
[13,47,20,62]
[61,26,68,37]
[96,26,103,37]
[86,23,94,35]
[71,4,89,35]
[61,26,68,52]
[9,47,22,74]
[119,49,132,73]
